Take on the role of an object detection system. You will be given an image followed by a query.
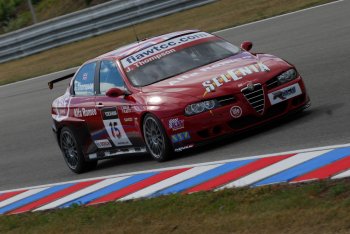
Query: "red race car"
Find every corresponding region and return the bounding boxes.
[49,30,310,173]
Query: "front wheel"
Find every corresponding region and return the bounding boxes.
[143,114,172,162]
[60,127,97,173]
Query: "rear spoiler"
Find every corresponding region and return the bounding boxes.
[48,72,75,90]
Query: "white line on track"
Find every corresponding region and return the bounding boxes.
[331,169,350,180]
[1,143,349,194]
[216,150,331,189]
[0,0,344,88]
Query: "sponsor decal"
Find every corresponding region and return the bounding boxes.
[121,32,213,71]
[94,139,112,149]
[202,63,270,94]
[124,49,176,72]
[101,107,132,147]
[75,83,93,92]
[199,58,240,72]
[268,83,302,105]
[82,72,88,80]
[174,144,194,152]
[124,118,133,122]
[121,105,133,114]
[53,94,71,122]
[73,108,97,117]
[168,118,184,131]
[230,106,242,118]
[171,131,191,143]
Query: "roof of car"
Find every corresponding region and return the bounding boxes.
[94,29,200,61]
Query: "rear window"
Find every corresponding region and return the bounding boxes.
[74,62,96,95]
[121,32,240,87]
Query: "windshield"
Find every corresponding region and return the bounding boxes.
[121,32,240,87]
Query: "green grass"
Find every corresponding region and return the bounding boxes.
[1,179,350,233]
[0,0,334,86]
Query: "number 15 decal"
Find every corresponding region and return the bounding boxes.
[109,122,121,138]
[101,107,132,147]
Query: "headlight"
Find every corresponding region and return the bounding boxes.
[203,100,216,109]
[277,69,297,84]
[185,99,219,116]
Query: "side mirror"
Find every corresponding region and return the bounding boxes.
[241,41,253,51]
[106,87,127,97]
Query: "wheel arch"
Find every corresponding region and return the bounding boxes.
[55,120,93,159]
[139,111,150,138]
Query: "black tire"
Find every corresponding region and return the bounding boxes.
[142,114,172,162]
[60,127,97,173]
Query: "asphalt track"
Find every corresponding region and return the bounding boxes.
[0,0,349,191]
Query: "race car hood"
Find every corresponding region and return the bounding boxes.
[141,52,293,99]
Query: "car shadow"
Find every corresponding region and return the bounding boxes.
[96,153,152,170]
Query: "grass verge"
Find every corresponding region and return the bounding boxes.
[1,179,350,233]
[0,0,334,86]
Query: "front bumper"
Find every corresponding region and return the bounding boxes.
[164,77,310,151]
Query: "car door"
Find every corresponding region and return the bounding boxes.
[93,60,143,150]
[68,62,100,151]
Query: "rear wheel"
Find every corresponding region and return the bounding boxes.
[60,127,97,173]
[143,114,172,162]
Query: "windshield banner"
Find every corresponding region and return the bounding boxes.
[121,32,215,72]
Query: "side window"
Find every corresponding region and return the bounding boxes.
[74,63,96,96]
[99,60,125,95]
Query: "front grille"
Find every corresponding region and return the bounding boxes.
[217,95,235,106]
[241,83,265,114]
[266,77,279,90]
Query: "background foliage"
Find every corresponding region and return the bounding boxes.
[0,0,109,34]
